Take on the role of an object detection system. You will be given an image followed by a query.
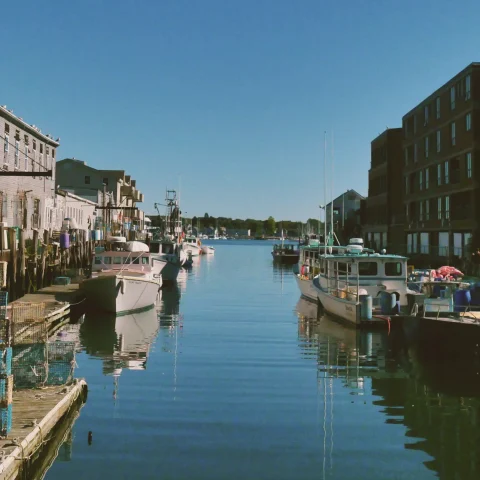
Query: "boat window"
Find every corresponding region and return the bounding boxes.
[385,262,402,276]
[94,256,102,265]
[123,257,131,264]
[113,256,122,265]
[132,257,140,264]
[142,257,149,265]
[358,262,378,275]
[103,257,112,264]
[337,262,350,274]
[150,243,159,254]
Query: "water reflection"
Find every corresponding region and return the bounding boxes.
[80,306,160,378]
[296,296,480,480]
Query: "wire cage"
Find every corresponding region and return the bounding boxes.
[11,302,47,346]
[12,341,76,389]
[0,404,12,436]
[0,319,11,348]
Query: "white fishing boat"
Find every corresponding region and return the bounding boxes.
[181,235,202,256]
[311,242,412,326]
[81,238,161,315]
[149,235,184,282]
[201,244,215,255]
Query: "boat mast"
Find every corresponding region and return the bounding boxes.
[324,131,327,253]
[331,130,334,245]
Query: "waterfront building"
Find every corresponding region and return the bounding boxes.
[364,128,404,251]
[56,158,146,234]
[0,105,60,238]
[402,63,479,260]
[325,189,364,241]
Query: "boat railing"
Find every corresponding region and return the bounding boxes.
[322,261,360,303]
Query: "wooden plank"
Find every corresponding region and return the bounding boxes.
[0,380,87,480]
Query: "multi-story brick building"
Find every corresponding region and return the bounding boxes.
[56,158,145,234]
[364,128,404,250]
[0,105,60,238]
[402,63,479,261]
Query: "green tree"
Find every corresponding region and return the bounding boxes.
[265,216,276,236]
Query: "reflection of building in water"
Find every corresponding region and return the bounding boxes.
[297,297,480,479]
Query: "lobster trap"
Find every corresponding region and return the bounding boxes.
[12,341,76,389]
[11,302,47,345]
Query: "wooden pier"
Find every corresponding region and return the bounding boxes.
[0,380,87,480]
[8,283,86,325]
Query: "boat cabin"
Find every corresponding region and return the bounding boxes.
[93,240,154,272]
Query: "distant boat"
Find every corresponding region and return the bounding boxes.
[181,235,202,257]
[201,244,215,255]
[271,229,299,263]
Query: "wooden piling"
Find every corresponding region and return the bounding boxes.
[19,228,26,298]
[40,230,48,289]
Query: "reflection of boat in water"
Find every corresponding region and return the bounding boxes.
[80,306,160,374]
[159,283,181,326]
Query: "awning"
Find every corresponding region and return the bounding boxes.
[144,217,152,223]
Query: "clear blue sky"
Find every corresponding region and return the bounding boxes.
[1,0,479,221]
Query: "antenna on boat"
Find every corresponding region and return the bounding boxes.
[324,131,327,254]
[331,130,334,245]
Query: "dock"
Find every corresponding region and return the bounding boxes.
[0,380,87,480]
[8,284,86,324]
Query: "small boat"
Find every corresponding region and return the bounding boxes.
[182,235,202,257]
[201,244,215,255]
[272,243,299,263]
[81,238,161,315]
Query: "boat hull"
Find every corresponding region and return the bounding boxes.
[313,278,360,326]
[293,273,317,302]
[182,243,201,257]
[201,245,215,255]
[151,255,181,283]
[81,274,161,315]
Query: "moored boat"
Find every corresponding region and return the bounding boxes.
[81,239,161,315]
[201,244,215,255]
[311,242,413,327]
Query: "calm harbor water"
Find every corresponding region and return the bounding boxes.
[43,240,480,480]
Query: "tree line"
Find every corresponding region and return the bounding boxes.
[189,213,323,237]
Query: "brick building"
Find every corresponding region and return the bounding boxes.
[364,128,404,250]
[0,105,59,238]
[402,63,480,260]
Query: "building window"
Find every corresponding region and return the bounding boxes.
[414,143,417,162]
[466,112,472,131]
[444,160,449,184]
[40,144,43,154]
[437,164,442,186]
[3,134,8,153]
[419,170,423,191]
[436,96,440,119]
[451,122,456,146]
[103,177,109,185]
[419,201,423,221]
[413,114,417,134]
[425,136,429,158]
[424,105,429,125]
[466,74,471,100]
[406,203,409,220]
[425,168,429,189]
[445,195,450,220]
[425,199,430,221]
[85,175,91,185]
[4,123,9,135]
[14,140,19,168]
[405,176,409,194]
[24,146,28,170]
[451,86,456,109]
[466,152,472,178]
[436,130,441,153]
[52,149,55,159]
[438,197,442,219]
[404,148,408,165]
